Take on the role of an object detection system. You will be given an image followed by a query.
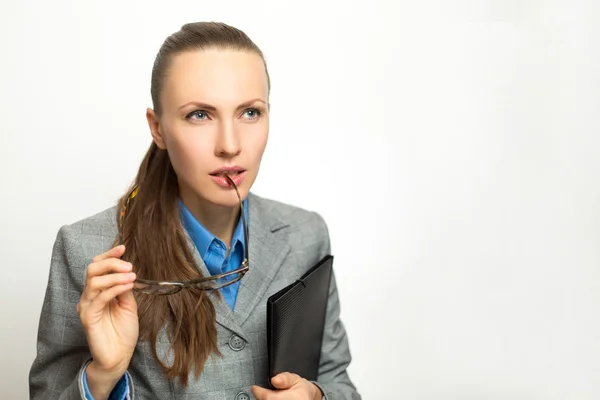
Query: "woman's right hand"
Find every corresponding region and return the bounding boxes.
[77,244,139,398]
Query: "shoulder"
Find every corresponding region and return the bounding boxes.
[46,206,118,292]
[54,206,119,260]
[249,192,328,229]
[59,206,118,239]
[248,193,331,254]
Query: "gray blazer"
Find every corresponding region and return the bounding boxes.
[29,193,360,400]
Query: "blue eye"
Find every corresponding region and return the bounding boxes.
[187,110,209,121]
[243,108,262,120]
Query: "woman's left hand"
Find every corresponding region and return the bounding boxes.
[251,372,323,400]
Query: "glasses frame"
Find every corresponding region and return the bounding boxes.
[118,175,249,295]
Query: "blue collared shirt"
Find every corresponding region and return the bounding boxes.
[83,198,248,399]
[179,197,248,310]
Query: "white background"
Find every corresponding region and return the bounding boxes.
[1,0,600,398]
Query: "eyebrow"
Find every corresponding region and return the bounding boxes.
[178,98,267,112]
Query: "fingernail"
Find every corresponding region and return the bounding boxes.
[128,272,136,280]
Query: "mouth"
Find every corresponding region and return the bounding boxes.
[209,168,247,188]
[209,166,246,177]
[210,171,243,177]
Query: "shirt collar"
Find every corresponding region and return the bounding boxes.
[178,197,248,260]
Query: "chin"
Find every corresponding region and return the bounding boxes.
[181,174,252,209]
[205,188,247,208]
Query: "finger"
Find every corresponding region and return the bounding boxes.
[87,258,132,280]
[271,372,300,390]
[87,282,135,316]
[81,272,136,304]
[92,244,126,263]
[251,385,275,400]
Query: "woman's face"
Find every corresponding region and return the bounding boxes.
[148,49,269,208]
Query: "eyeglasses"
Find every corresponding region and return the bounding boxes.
[118,175,249,295]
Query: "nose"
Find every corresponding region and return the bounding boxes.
[214,119,241,158]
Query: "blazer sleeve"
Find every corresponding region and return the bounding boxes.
[29,225,104,399]
[312,213,362,400]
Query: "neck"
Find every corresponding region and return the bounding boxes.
[179,189,240,248]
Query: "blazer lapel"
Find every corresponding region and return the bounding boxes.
[233,193,291,326]
[182,192,290,339]
[184,234,246,338]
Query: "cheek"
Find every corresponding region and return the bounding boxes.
[245,127,269,161]
[165,129,213,174]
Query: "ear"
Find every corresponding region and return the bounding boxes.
[146,108,167,149]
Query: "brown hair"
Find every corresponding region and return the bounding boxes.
[115,22,269,385]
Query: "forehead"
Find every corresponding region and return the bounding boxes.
[162,49,268,107]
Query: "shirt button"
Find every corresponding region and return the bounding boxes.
[235,392,251,400]
[228,335,246,351]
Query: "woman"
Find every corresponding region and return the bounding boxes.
[29,22,359,400]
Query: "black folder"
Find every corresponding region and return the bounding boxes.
[266,255,333,386]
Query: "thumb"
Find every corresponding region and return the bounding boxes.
[116,285,137,313]
[271,372,300,389]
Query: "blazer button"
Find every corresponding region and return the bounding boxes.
[229,335,246,351]
[235,391,251,400]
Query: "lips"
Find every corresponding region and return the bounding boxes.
[214,171,242,176]
[209,170,246,188]
[209,166,246,176]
